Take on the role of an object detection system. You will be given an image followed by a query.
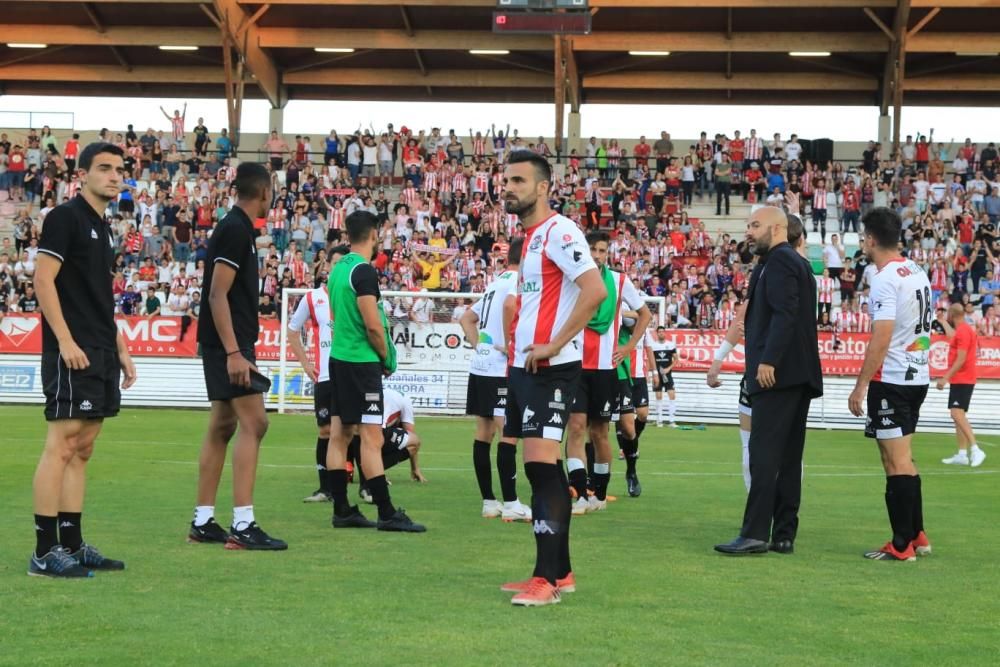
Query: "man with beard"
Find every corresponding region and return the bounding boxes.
[715,206,822,556]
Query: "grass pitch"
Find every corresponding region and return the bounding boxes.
[0,406,997,666]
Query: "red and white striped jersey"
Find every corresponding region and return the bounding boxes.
[438,168,453,194]
[857,311,871,333]
[170,115,184,140]
[473,171,489,193]
[470,200,486,216]
[979,315,1000,337]
[422,169,438,193]
[582,269,645,370]
[402,186,419,210]
[813,189,828,210]
[833,309,856,333]
[715,306,735,331]
[269,207,287,230]
[818,276,835,303]
[217,166,236,183]
[492,172,503,194]
[745,137,763,161]
[510,213,598,369]
[473,137,486,157]
[288,287,333,382]
[453,172,468,194]
[630,330,653,379]
[289,258,308,286]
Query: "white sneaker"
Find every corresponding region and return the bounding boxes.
[482,499,503,519]
[588,496,607,512]
[501,501,532,523]
[941,452,970,465]
[571,497,590,515]
[970,447,987,468]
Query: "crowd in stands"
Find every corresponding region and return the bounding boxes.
[2,111,1000,338]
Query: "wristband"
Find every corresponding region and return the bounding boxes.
[713,340,734,362]
[226,350,241,357]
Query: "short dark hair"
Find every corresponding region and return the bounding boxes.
[786,213,804,247]
[862,207,902,250]
[328,244,350,262]
[507,238,524,266]
[234,162,270,200]
[345,210,379,244]
[78,142,124,172]
[506,151,551,186]
[586,231,610,246]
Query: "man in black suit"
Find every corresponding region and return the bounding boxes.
[715,206,823,555]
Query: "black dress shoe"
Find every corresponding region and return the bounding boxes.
[769,540,794,554]
[714,536,769,555]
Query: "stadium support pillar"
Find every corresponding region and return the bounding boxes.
[268,106,285,134]
[878,114,891,148]
[568,110,581,154]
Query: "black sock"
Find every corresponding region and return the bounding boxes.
[585,441,595,491]
[57,511,83,552]
[525,462,570,585]
[568,467,588,500]
[615,427,627,451]
[593,467,611,501]
[497,443,518,503]
[349,436,367,487]
[624,438,639,475]
[316,437,331,493]
[556,461,572,578]
[885,475,917,551]
[367,475,396,520]
[635,419,647,439]
[473,440,495,500]
[330,469,351,517]
[34,514,58,557]
[912,475,924,535]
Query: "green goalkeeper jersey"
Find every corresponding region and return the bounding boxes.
[328,251,394,370]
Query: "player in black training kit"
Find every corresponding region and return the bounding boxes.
[188,162,287,550]
[29,142,136,578]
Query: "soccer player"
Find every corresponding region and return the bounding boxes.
[936,303,986,467]
[29,142,137,577]
[327,210,425,532]
[613,316,656,497]
[352,386,428,500]
[189,162,287,551]
[848,207,933,562]
[496,152,606,606]
[565,231,650,516]
[459,240,532,522]
[649,326,679,427]
[288,245,349,502]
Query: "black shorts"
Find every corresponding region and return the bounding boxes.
[269,157,283,171]
[631,377,649,409]
[948,384,975,412]
[118,199,135,214]
[465,374,507,419]
[202,347,260,402]
[382,426,411,469]
[314,379,333,426]
[864,381,928,440]
[812,208,827,222]
[503,362,580,442]
[330,359,383,426]
[571,368,617,419]
[653,369,675,392]
[611,378,635,423]
[739,376,752,416]
[42,347,121,421]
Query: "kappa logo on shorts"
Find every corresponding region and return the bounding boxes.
[952,401,961,407]
[497,397,507,407]
[881,417,894,426]
[365,393,380,401]
[548,413,563,425]
[367,403,380,413]
[533,520,557,535]
[79,400,93,412]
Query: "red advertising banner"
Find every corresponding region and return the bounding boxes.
[4,316,1000,379]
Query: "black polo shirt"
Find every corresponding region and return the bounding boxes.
[197,206,259,350]
[37,195,116,352]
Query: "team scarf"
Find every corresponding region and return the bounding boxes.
[586,263,617,335]
[409,241,459,256]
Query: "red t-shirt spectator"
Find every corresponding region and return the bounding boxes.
[843,187,860,211]
[64,139,79,160]
[958,219,974,245]
[949,322,978,384]
[729,139,745,163]
[196,205,213,229]
[8,149,26,173]
[633,142,651,168]
[295,141,306,164]
[669,229,686,254]
[915,141,929,163]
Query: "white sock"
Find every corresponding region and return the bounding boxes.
[193,505,214,527]
[233,505,255,531]
[593,463,610,475]
[970,444,982,452]
[567,457,585,472]
[656,399,664,421]
[739,430,751,492]
[668,400,676,421]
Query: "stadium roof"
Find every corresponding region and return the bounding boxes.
[1,0,998,110]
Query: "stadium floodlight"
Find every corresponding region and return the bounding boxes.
[470,49,511,55]
[159,45,199,51]
[629,51,671,56]
[314,47,355,53]
[7,43,48,48]
[789,51,831,57]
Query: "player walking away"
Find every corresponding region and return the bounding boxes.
[351,387,428,501]
[459,240,532,522]
[848,207,933,562]
[649,326,679,427]
[566,232,650,516]
[937,303,986,467]
[496,152,606,606]
[613,316,655,497]
[29,142,137,578]
[189,162,286,550]
[327,210,425,532]
[288,245,350,502]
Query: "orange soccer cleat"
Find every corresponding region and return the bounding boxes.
[509,577,562,606]
[864,541,917,562]
[911,531,932,556]
[502,572,576,594]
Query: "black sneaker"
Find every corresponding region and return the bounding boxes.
[377,509,427,533]
[28,545,93,578]
[626,472,642,498]
[332,505,376,529]
[188,518,229,544]
[225,522,288,551]
[69,543,125,570]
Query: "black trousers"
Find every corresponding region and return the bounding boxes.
[741,386,811,542]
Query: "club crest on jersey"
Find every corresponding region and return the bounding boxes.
[528,236,543,252]
[553,389,562,403]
